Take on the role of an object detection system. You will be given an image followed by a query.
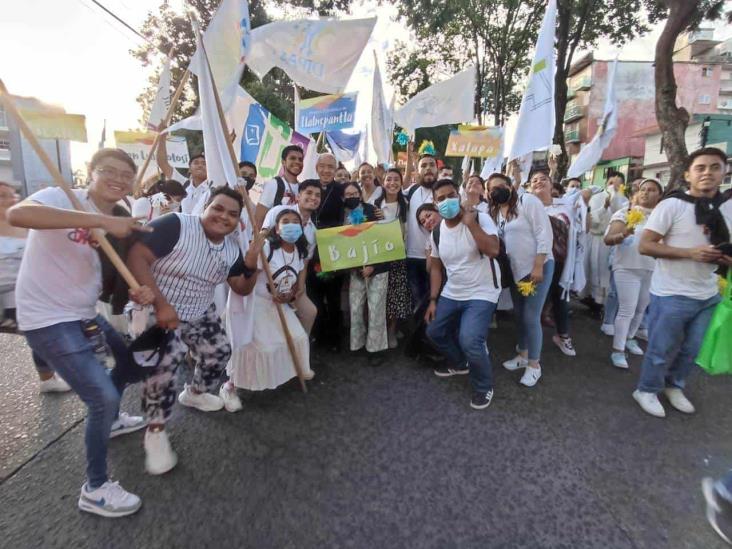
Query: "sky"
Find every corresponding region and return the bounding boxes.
[1,0,730,171]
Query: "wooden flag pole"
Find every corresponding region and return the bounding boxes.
[195,26,308,393]
[404,138,415,189]
[133,59,190,196]
[0,80,141,290]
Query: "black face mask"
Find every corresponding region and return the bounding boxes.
[243,176,255,191]
[490,187,511,205]
[344,197,361,210]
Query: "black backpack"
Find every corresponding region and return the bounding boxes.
[431,213,511,289]
[273,176,298,207]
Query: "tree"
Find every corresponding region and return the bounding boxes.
[387,0,543,126]
[552,0,663,179]
[645,0,726,189]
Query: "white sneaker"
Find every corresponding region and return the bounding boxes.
[663,388,695,414]
[611,352,629,369]
[633,390,666,418]
[600,324,615,336]
[625,339,644,356]
[178,384,224,412]
[635,328,649,341]
[552,335,577,357]
[78,480,142,518]
[39,374,72,393]
[219,383,243,413]
[519,366,542,387]
[144,429,177,475]
[503,355,529,371]
[110,412,147,439]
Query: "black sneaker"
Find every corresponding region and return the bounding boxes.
[702,477,732,545]
[470,390,493,410]
[433,365,469,377]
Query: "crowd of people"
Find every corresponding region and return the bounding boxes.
[0,143,730,524]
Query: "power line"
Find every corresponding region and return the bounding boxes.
[85,0,149,43]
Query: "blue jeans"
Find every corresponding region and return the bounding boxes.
[426,297,497,393]
[637,293,721,393]
[406,258,429,313]
[603,273,618,325]
[24,315,131,488]
[510,260,554,361]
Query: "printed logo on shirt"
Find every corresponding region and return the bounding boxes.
[67,228,99,248]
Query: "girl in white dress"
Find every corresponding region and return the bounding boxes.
[226,209,313,392]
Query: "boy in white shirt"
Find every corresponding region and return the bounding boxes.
[424,179,502,410]
[635,147,732,418]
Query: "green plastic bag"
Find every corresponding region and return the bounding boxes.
[697,272,732,375]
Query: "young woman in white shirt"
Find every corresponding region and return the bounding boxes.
[358,162,383,206]
[604,179,662,369]
[486,173,554,387]
[226,209,314,392]
[463,174,488,213]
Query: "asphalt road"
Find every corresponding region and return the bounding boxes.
[1,307,731,549]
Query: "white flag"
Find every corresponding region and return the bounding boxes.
[194,29,239,190]
[394,67,476,136]
[567,58,619,178]
[247,18,376,94]
[371,51,393,166]
[509,0,557,161]
[147,57,172,130]
[190,0,251,105]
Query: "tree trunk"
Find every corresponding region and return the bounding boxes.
[552,3,572,181]
[655,0,696,190]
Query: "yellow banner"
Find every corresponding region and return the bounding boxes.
[19,110,87,142]
[113,131,157,145]
[445,125,503,158]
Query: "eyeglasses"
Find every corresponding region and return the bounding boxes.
[95,167,136,183]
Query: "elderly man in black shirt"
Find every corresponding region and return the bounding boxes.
[306,153,346,350]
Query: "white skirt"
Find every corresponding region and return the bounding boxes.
[227,294,311,391]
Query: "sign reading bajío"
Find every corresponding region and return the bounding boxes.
[445,125,504,159]
[297,92,358,134]
[316,221,405,272]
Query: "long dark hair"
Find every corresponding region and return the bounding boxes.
[486,173,519,223]
[374,168,408,223]
[268,209,309,260]
[144,179,186,200]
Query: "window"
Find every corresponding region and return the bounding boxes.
[702,67,713,77]
[0,107,6,128]
[0,139,9,150]
[699,94,712,105]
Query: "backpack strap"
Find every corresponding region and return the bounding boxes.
[407,184,421,202]
[273,177,286,207]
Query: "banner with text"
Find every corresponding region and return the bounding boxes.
[20,110,87,142]
[316,220,405,272]
[445,125,504,159]
[114,131,190,173]
[296,92,357,134]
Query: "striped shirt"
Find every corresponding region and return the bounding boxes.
[145,213,243,321]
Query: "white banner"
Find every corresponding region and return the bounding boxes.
[393,67,475,135]
[247,18,377,94]
[371,51,393,166]
[147,57,171,130]
[509,0,557,161]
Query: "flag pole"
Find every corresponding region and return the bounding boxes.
[133,49,190,197]
[404,138,414,188]
[0,79,141,290]
[194,24,308,393]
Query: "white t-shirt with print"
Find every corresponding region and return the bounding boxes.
[258,178,299,209]
[16,188,103,330]
[262,204,316,260]
[255,241,305,298]
[430,213,501,303]
[644,196,732,300]
[406,185,433,259]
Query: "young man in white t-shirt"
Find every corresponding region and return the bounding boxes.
[261,180,322,334]
[253,145,304,230]
[635,147,732,418]
[8,149,157,518]
[424,179,502,410]
[156,133,211,215]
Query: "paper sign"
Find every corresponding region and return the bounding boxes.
[20,110,87,142]
[315,220,406,272]
[445,125,503,158]
[114,131,190,170]
[297,92,357,134]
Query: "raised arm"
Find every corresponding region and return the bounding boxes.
[155,130,174,179]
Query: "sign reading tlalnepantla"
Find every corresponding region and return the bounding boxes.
[315,221,406,272]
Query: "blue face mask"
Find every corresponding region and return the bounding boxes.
[437,197,460,219]
[280,223,303,243]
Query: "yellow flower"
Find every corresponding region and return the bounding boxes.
[618,184,626,196]
[720,276,728,296]
[626,209,646,230]
[517,280,537,297]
